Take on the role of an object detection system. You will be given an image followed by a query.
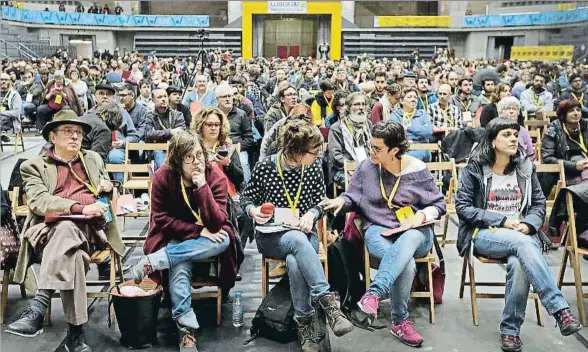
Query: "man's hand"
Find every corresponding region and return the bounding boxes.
[200,228,228,243]
[575,159,588,171]
[399,212,426,232]
[82,202,109,217]
[111,140,124,149]
[516,223,531,234]
[250,206,273,225]
[171,127,183,136]
[98,179,114,193]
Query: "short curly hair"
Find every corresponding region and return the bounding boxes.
[95,102,123,132]
[190,106,232,145]
[371,121,410,158]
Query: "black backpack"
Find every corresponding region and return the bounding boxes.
[246,276,296,344]
[327,236,365,312]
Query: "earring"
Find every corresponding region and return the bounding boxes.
[492,144,496,149]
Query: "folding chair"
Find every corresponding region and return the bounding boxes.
[557,173,588,326]
[191,257,223,325]
[261,218,329,298]
[426,159,458,247]
[409,143,441,162]
[0,130,25,154]
[528,129,542,162]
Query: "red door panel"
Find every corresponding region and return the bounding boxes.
[277,46,288,59]
[289,45,300,58]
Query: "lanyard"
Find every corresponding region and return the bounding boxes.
[180,177,203,224]
[212,141,218,153]
[197,90,208,102]
[572,92,585,106]
[528,89,541,107]
[440,106,454,126]
[418,95,429,110]
[157,111,171,130]
[344,118,361,146]
[68,152,99,197]
[1,93,9,106]
[379,164,401,209]
[403,109,416,125]
[563,124,588,158]
[276,152,305,215]
[458,98,471,112]
[481,95,491,104]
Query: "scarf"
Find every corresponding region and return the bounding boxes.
[341,117,372,163]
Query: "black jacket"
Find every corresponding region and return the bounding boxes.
[455,155,546,256]
[174,103,192,129]
[227,107,254,151]
[82,112,111,162]
[540,119,588,195]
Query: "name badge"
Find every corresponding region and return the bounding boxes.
[26,93,33,103]
[395,206,415,224]
[275,207,299,227]
[54,95,62,104]
[462,111,472,122]
[354,147,368,162]
[0,106,5,112]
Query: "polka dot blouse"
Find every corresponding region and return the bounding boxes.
[240,155,326,218]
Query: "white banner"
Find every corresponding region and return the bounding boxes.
[267,1,308,14]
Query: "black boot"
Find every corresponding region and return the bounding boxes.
[5,307,45,337]
[295,316,325,352]
[64,324,92,352]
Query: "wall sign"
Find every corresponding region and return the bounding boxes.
[267,1,308,14]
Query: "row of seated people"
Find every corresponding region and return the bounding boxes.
[4,97,585,351]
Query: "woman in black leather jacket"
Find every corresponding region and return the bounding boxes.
[456,118,581,352]
[541,99,587,195]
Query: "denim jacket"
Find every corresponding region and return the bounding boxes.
[455,154,546,256]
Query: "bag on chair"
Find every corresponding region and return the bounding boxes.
[246,276,296,344]
[414,236,446,304]
[0,184,20,269]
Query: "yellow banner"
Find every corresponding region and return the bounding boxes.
[557,3,576,11]
[510,46,574,61]
[376,16,451,28]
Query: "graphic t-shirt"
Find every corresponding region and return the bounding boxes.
[487,172,522,220]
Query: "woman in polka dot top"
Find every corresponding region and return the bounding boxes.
[240,120,354,349]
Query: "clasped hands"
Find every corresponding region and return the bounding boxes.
[504,219,531,234]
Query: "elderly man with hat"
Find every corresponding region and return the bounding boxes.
[6,110,124,352]
[167,85,192,127]
[36,70,83,131]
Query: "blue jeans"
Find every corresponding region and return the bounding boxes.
[473,228,569,336]
[256,230,329,318]
[147,236,230,329]
[107,148,125,185]
[239,150,251,183]
[154,150,166,171]
[365,225,434,323]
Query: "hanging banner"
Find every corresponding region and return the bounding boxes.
[375,16,451,28]
[267,1,308,14]
[510,46,574,61]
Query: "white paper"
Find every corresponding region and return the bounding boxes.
[275,207,299,226]
[25,93,33,103]
[463,111,472,122]
[354,147,368,162]
[256,225,290,234]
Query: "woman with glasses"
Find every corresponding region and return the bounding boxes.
[321,121,446,348]
[191,106,244,193]
[241,120,353,351]
[497,96,535,161]
[455,118,581,352]
[390,88,433,161]
[131,131,238,351]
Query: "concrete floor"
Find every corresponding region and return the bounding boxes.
[1,136,587,352]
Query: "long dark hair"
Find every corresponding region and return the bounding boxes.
[471,118,521,173]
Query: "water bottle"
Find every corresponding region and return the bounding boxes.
[232,291,244,327]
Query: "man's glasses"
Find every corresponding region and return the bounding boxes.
[204,122,221,128]
[56,127,85,137]
[183,152,203,164]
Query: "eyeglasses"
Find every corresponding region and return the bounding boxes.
[118,93,131,98]
[56,127,85,137]
[204,122,221,128]
[183,152,203,164]
[304,147,323,158]
[284,93,297,98]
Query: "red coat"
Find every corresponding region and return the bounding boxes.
[144,164,239,289]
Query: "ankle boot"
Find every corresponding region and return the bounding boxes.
[318,293,354,337]
[64,324,92,352]
[295,316,321,352]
